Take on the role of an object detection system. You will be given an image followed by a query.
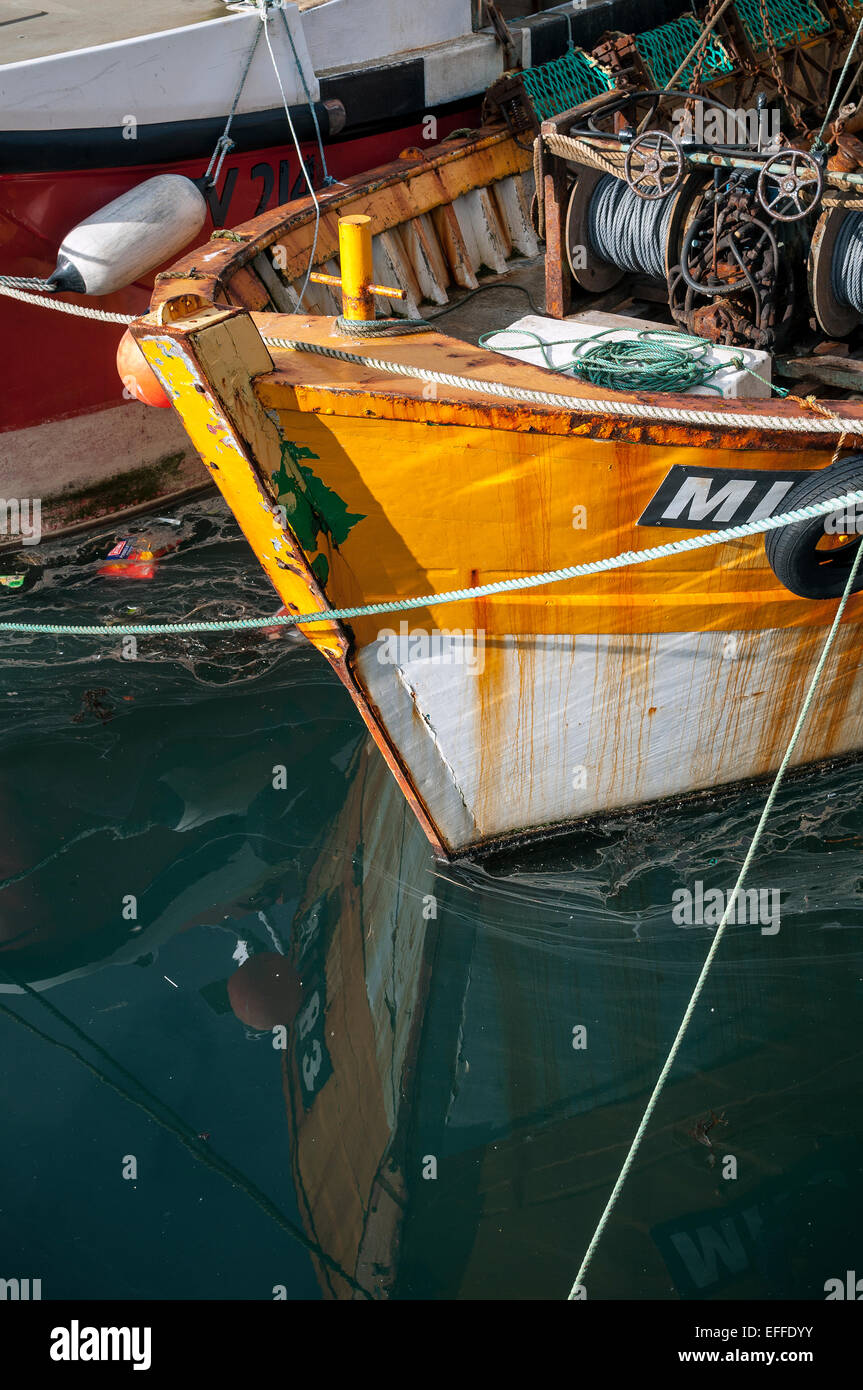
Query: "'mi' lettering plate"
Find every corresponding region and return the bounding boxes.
[638,465,813,529]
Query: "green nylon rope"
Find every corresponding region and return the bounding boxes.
[478,327,735,395]
[572,339,720,393]
[2,489,863,639]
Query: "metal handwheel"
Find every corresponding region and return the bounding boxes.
[756,150,823,222]
[624,131,684,201]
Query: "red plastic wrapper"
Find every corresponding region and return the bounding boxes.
[98,527,179,580]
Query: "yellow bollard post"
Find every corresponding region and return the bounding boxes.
[309,215,405,324]
[337,215,375,321]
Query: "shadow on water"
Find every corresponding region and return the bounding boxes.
[1,498,861,1299]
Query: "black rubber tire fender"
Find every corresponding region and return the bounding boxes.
[765,453,863,599]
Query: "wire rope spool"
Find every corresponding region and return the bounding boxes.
[565,166,700,293]
[809,204,863,337]
[808,207,860,337]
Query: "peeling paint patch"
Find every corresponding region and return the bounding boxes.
[270,438,365,587]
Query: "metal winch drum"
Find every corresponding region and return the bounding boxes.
[565,165,702,294]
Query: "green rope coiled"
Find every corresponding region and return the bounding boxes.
[478,325,739,395]
[563,335,726,394]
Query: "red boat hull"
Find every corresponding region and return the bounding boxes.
[2,113,473,431]
[0,111,474,540]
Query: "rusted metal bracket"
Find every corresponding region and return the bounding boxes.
[482,70,540,143]
[541,111,578,319]
[484,1,519,73]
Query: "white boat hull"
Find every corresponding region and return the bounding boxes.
[356,625,863,850]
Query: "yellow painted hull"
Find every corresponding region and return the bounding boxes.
[131,130,863,855]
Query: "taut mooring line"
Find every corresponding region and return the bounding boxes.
[566,536,863,1299]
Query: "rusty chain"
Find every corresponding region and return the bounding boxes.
[756,0,808,133]
[688,0,724,96]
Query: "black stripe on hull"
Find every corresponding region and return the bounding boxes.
[0,101,346,175]
[568,0,683,51]
[319,57,426,129]
[520,12,572,68]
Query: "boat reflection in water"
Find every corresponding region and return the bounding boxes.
[260,739,863,1301]
[2,657,862,1298]
[278,739,435,1298]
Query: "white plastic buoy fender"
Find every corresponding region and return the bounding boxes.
[48,174,207,296]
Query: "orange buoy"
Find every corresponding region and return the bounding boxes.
[227,951,303,1030]
[116,329,170,408]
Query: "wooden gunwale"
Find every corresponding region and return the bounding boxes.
[151,128,529,306]
[250,314,861,453]
[148,127,863,451]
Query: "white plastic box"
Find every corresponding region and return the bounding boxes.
[483,311,773,400]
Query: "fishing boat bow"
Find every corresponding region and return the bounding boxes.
[129,124,863,856]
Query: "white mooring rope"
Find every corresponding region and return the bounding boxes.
[203,15,263,190]
[2,486,863,636]
[263,336,863,435]
[0,283,134,322]
[567,534,863,1300]
[3,294,862,435]
[0,275,55,291]
[260,2,321,311]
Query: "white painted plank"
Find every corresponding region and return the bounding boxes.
[493,175,541,258]
[431,204,479,289]
[399,215,450,306]
[451,188,508,276]
[372,232,422,318]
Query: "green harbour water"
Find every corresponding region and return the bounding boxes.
[1,498,862,1301]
